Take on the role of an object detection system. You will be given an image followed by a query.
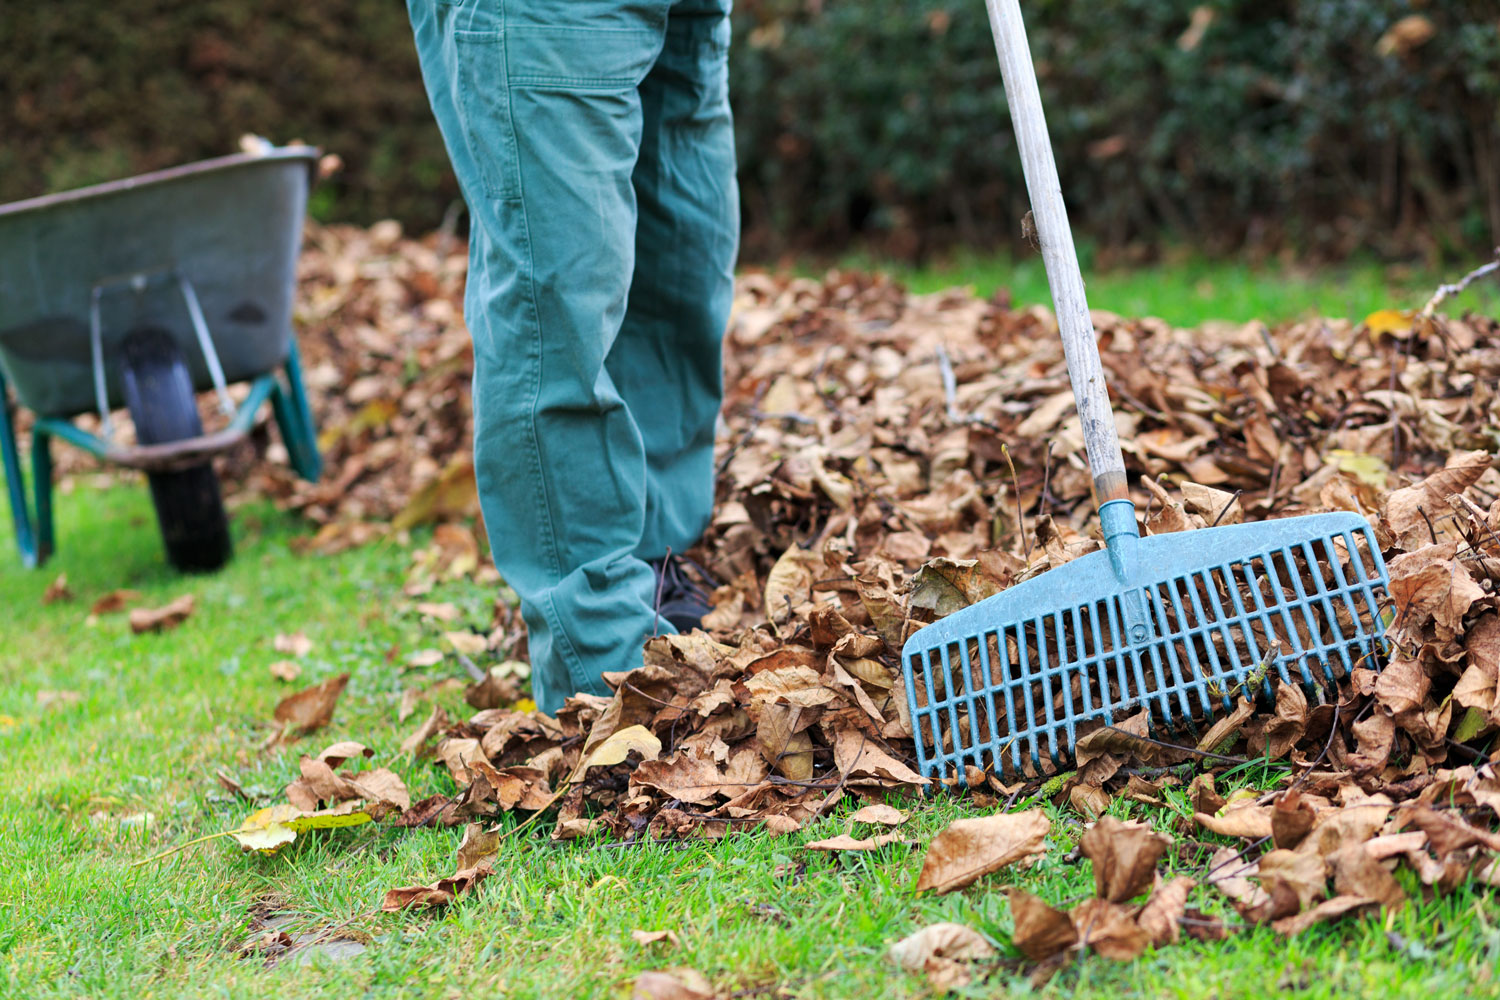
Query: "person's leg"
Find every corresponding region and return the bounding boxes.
[406,0,675,713]
[612,0,739,562]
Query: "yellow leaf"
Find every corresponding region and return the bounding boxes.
[1325,449,1390,490]
[1362,308,1413,338]
[229,803,373,853]
[514,698,537,713]
[231,804,302,852]
[283,809,374,833]
[569,724,662,782]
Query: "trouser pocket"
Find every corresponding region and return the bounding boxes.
[455,30,522,201]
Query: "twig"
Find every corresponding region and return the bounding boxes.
[1101,725,1247,764]
[652,546,671,637]
[936,343,963,425]
[1421,250,1500,318]
[1286,699,1342,796]
[1208,490,1244,528]
[1000,443,1031,561]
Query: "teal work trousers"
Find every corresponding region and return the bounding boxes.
[406,0,738,712]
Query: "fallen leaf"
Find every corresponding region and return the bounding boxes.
[888,921,997,970]
[272,673,350,735]
[90,589,141,615]
[456,822,500,870]
[42,573,72,604]
[407,649,445,669]
[1069,897,1150,960]
[268,660,302,683]
[444,630,488,657]
[230,803,373,853]
[631,929,681,947]
[400,705,449,756]
[274,631,314,657]
[915,810,1050,893]
[36,690,81,710]
[1006,889,1078,960]
[1196,800,1273,839]
[415,601,460,622]
[1270,895,1376,936]
[1137,876,1196,946]
[574,724,662,777]
[849,803,908,826]
[805,831,906,852]
[1079,816,1169,902]
[129,594,196,634]
[380,864,492,911]
[764,545,820,626]
[632,967,714,1000]
[908,558,999,617]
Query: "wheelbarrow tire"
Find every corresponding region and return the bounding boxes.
[119,327,232,572]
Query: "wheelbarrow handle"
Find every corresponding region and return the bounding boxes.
[984,0,1129,505]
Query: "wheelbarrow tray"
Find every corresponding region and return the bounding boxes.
[0,146,318,417]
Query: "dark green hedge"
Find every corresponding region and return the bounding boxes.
[4,1,1497,259]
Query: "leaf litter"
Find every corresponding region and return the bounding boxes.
[164,230,1500,980]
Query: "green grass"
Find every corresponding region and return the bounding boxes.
[3,480,1498,998]
[829,250,1500,327]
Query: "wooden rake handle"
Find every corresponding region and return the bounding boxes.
[984,0,1128,505]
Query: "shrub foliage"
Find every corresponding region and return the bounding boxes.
[4,1,1496,258]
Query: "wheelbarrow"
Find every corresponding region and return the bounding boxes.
[0,145,324,571]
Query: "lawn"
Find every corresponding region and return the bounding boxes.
[3,256,1500,998]
[831,251,1500,327]
[1,486,1496,998]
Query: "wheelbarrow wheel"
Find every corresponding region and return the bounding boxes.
[120,327,232,572]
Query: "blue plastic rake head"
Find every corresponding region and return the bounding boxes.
[900,501,1390,780]
[914,0,1394,781]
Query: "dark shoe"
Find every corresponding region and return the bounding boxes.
[649,553,716,632]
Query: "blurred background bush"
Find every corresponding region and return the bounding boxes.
[4,0,1497,263]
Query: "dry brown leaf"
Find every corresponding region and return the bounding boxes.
[274,631,314,657]
[887,922,997,977]
[631,929,681,948]
[1328,844,1405,909]
[805,831,906,852]
[1137,876,1196,946]
[129,594,196,634]
[1271,789,1317,850]
[849,803,908,826]
[1069,898,1150,961]
[915,810,1050,894]
[1195,800,1274,839]
[1384,450,1489,549]
[456,822,500,870]
[1079,816,1169,902]
[1270,895,1376,936]
[764,545,820,626]
[268,660,302,683]
[42,573,71,604]
[272,673,350,736]
[632,967,714,1000]
[89,589,141,615]
[1253,849,1327,915]
[1006,889,1077,960]
[400,705,449,756]
[380,864,492,911]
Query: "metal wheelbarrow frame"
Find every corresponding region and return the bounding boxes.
[0,146,324,568]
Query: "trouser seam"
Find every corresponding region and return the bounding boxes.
[498,0,592,688]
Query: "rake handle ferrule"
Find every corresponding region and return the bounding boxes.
[985,0,1129,508]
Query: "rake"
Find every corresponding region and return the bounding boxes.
[900,0,1391,781]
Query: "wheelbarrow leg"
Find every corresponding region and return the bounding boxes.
[271,339,322,483]
[31,426,55,566]
[0,371,41,567]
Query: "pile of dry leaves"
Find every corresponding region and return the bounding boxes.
[233,225,1500,974]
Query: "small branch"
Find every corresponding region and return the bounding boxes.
[1421,250,1500,318]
